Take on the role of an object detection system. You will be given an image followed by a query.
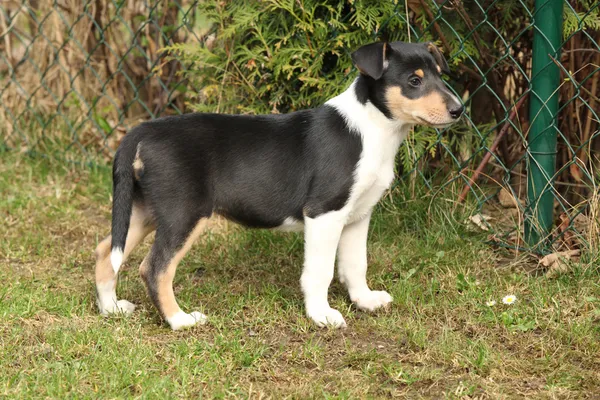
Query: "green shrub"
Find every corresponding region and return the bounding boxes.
[165,0,467,169]
[165,0,599,193]
[166,1,417,115]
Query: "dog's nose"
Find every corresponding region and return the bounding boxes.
[449,105,464,119]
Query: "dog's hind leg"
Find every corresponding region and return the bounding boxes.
[95,204,155,315]
[140,217,208,330]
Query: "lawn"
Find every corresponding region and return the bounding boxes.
[1,151,599,398]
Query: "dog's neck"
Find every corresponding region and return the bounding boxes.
[325,78,413,140]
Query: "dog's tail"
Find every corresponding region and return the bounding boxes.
[110,138,138,275]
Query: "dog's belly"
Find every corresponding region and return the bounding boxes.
[274,217,305,232]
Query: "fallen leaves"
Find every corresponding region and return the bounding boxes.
[467,213,493,231]
[539,249,580,277]
[498,187,523,208]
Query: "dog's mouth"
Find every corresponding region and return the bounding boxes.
[415,117,454,129]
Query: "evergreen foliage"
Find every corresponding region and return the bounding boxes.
[165,0,598,182]
[167,1,411,115]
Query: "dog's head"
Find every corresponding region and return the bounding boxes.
[351,41,463,128]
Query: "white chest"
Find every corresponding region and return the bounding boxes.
[345,145,398,223]
[323,79,413,225]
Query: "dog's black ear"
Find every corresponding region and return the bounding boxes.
[351,42,389,80]
[426,42,451,75]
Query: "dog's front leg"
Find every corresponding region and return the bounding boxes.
[301,212,347,328]
[337,213,393,312]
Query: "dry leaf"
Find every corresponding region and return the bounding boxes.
[498,187,521,208]
[556,213,590,250]
[539,249,580,267]
[569,161,584,182]
[557,212,575,249]
[540,250,580,277]
[572,214,591,234]
[205,33,216,50]
[468,213,493,231]
[558,213,570,233]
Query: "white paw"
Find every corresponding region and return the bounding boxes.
[307,307,347,328]
[353,290,393,312]
[100,299,136,316]
[167,311,207,331]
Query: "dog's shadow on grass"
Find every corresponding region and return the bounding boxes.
[185,227,364,315]
[110,207,431,325]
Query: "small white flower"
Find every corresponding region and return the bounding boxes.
[502,295,517,305]
[485,300,497,307]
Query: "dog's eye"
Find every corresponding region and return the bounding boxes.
[409,77,422,87]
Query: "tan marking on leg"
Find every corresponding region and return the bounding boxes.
[95,206,155,313]
[156,219,208,318]
[139,253,150,282]
[414,69,424,78]
[95,235,114,287]
[95,206,155,287]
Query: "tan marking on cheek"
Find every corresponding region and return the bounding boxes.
[385,86,449,125]
[417,92,446,111]
[385,86,418,121]
[414,92,449,124]
[385,86,408,120]
[157,219,208,318]
[414,69,424,78]
[436,65,442,74]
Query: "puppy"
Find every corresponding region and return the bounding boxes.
[94,41,463,330]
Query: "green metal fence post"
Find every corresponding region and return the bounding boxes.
[525,0,563,249]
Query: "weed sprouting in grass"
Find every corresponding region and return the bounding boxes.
[502,294,517,305]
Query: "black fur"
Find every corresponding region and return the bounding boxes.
[110,105,362,256]
[110,144,136,254]
[426,41,451,75]
[102,40,464,328]
[111,41,463,258]
[351,42,388,80]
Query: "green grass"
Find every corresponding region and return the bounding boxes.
[1,151,599,399]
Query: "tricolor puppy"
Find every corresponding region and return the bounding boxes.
[94,41,463,330]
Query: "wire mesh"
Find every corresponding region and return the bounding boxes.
[1,0,204,161]
[1,0,598,254]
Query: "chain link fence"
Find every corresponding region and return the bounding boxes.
[1,0,599,254]
[1,0,205,161]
